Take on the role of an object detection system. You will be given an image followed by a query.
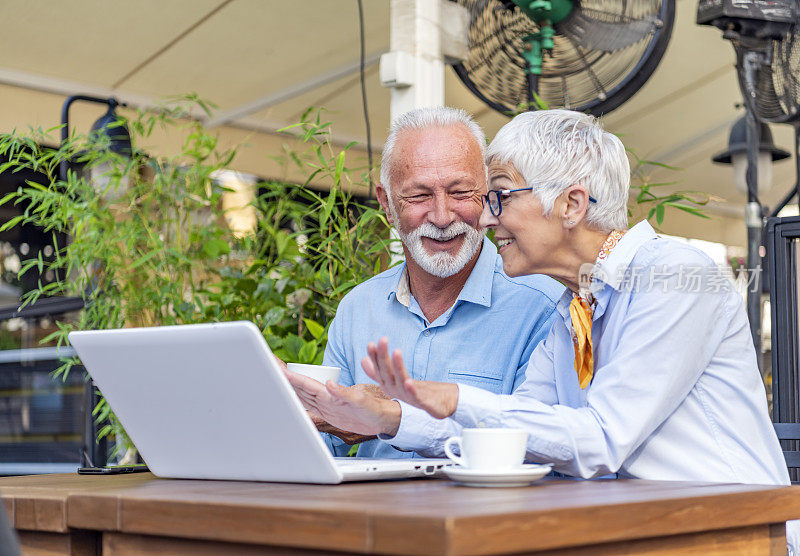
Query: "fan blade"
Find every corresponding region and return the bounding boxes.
[737,36,800,124]
[557,7,658,51]
[755,62,786,119]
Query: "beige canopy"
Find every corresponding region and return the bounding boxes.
[0,0,795,247]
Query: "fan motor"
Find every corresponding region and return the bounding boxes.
[697,0,797,41]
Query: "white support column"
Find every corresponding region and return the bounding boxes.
[380,0,459,264]
[381,0,446,121]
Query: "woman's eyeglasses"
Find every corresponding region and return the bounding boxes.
[482,188,598,217]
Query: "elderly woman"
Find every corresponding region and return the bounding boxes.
[290,110,789,489]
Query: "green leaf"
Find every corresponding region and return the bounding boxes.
[97,424,113,440]
[303,318,325,340]
[664,203,711,219]
[0,192,17,206]
[315,146,328,172]
[298,341,318,363]
[283,334,304,360]
[262,307,285,326]
[302,168,322,188]
[334,151,346,186]
[319,188,336,229]
[331,279,357,297]
[639,160,681,171]
[275,277,290,293]
[275,122,306,133]
[40,330,65,344]
[128,249,160,270]
[0,215,24,232]
[235,278,258,295]
[655,203,665,226]
[254,279,274,299]
[274,231,290,257]
[203,238,231,258]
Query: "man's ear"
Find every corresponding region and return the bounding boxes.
[376,184,394,225]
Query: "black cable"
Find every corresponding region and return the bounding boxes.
[356,0,374,198]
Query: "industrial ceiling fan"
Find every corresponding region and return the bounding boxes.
[450,0,676,116]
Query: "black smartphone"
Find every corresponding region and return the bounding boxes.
[77,465,149,475]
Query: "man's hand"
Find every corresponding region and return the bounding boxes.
[284,369,402,437]
[307,384,389,445]
[361,337,459,420]
[310,414,377,445]
[272,354,289,374]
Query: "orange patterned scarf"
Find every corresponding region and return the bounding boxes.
[570,230,625,389]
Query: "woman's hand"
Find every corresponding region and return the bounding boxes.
[360,337,459,420]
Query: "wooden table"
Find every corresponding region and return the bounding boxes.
[1,473,799,555]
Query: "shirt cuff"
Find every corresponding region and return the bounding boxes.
[378,401,436,452]
[453,383,503,428]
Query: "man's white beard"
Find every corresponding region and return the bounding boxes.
[390,204,484,278]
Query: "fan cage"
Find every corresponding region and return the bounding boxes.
[451,0,675,116]
[738,31,800,125]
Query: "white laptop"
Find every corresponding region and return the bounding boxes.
[68,321,451,484]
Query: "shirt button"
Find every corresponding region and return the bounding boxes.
[424,330,431,336]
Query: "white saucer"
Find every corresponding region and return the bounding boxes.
[443,464,553,487]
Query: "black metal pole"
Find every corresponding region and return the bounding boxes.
[526,72,538,110]
[81,380,95,467]
[745,108,763,370]
[80,381,108,468]
[795,125,800,214]
[61,94,120,469]
[765,126,800,218]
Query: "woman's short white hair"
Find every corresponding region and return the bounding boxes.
[487,109,629,231]
[380,106,486,200]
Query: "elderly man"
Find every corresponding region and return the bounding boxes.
[314,107,563,458]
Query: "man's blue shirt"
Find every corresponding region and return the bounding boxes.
[322,236,564,458]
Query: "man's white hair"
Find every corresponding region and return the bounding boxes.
[487,109,629,231]
[380,106,486,200]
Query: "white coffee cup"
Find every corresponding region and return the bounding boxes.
[443,428,528,471]
[286,363,341,384]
